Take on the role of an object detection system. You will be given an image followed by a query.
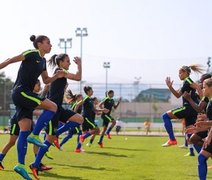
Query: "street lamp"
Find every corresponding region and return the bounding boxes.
[103,62,110,93]
[58,38,72,54]
[75,27,88,93]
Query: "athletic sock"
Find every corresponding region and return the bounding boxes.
[198,153,208,180]
[17,131,31,164]
[56,122,80,137]
[33,110,55,135]
[188,144,194,155]
[83,132,91,139]
[194,144,202,153]
[162,113,175,140]
[33,140,51,168]
[106,127,113,135]
[98,135,104,143]
[60,133,73,147]
[0,153,5,162]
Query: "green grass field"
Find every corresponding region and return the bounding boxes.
[0,134,211,180]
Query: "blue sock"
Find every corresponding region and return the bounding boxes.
[162,113,175,140]
[77,132,82,144]
[194,144,202,153]
[198,153,208,180]
[83,132,91,139]
[98,135,104,143]
[187,134,194,155]
[33,110,55,135]
[76,142,81,149]
[106,127,113,134]
[33,140,51,168]
[56,122,80,137]
[17,131,31,164]
[0,153,5,162]
[60,133,73,147]
[184,134,188,147]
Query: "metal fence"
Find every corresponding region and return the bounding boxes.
[0,82,183,128]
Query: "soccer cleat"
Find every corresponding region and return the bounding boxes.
[14,164,32,180]
[75,148,81,153]
[53,138,61,150]
[27,134,47,148]
[107,134,112,139]
[98,142,104,148]
[29,164,39,180]
[184,152,195,157]
[44,151,54,160]
[38,163,52,171]
[79,135,85,143]
[162,139,177,147]
[0,162,4,170]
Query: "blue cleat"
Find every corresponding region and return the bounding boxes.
[14,164,32,180]
[27,134,47,148]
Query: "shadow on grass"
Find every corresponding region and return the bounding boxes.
[86,151,128,157]
[52,162,115,172]
[39,171,84,180]
[104,146,149,152]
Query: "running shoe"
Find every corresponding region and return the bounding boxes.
[98,142,104,148]
[75,148,81,153]
[29,164,39,180]
[53,138,61,150]
[0,162,4,170]
[14,164,32,180]
[79,135,85,143]
[162,139,177,147]
[107,134,112,139]
[27,134,47,148]
[38,163,52,171]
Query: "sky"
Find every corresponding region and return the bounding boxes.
[0,0,212,85]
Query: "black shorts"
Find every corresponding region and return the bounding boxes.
[9,115,20,136]
[196,131,208,139]
[204,143,212,154]
[45,107,76,135]
[101,114,115,126]
[12,87,45,122]
[171,105,197,127]
[68,126,82,135]
[10,112,33,136]
[82,116,97,132]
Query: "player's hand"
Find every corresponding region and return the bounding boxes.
[203,135,212,149]
[73,57,81,65]
[182,91,192,101]
[165,77,173,88]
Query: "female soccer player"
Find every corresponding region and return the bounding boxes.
[162,65,203,147]
[98,90,121,147]
[186,78,212,180]
[29,53,83,179]
[0,35,65,180]
[0,80,51,171]
[76,86,109,150]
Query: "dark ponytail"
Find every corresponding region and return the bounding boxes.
[48,53,68,69]
[84,86,92,94]
[30,35,48,49]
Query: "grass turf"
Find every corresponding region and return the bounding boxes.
[0,134,211,180]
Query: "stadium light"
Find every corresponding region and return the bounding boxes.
[58,38,72,54]
[103,62,111,92]
[75,27,88,94]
